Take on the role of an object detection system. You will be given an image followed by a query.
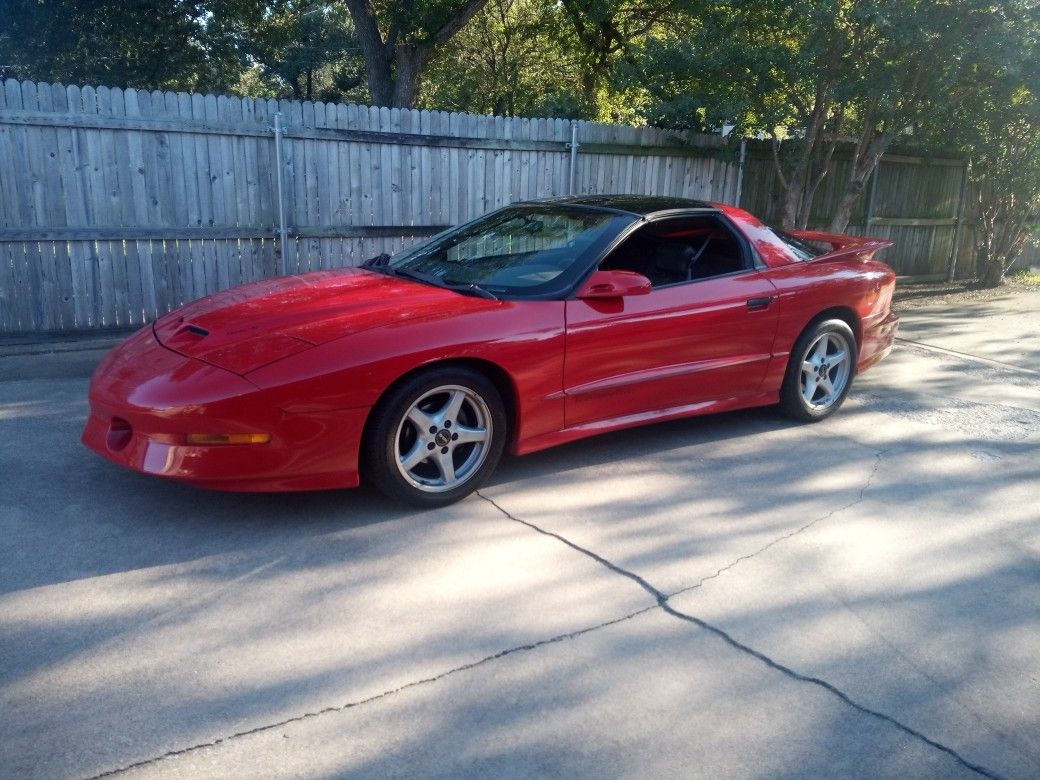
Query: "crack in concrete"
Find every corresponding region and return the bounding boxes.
[85,603,660,779]
[655,601,1003,780]
[831,587,1040,771]
[477,455,1003,780]
[668,450,887,599]
[86,450,998,779]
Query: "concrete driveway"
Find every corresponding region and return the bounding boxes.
[1,290,1037,779]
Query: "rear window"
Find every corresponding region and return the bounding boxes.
[767,227,825,261]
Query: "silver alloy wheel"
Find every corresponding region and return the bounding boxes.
[800,331,852,410]
[393,384,493,493]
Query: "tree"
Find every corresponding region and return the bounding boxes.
[0,0,239,91]
[558,0,683,119]
[216,0,365,102]
[970,112,1040,287]
[421,0,584,116]
[631,0,997,231]
[343,0,494,107]
[932,0,1040,287]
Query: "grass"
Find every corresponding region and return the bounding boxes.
[1006,266,1040,287]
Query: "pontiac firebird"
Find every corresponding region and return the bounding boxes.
[82,196,899,505]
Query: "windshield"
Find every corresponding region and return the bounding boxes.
[384,206,629,298]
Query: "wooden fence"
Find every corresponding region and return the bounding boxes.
[740,144,973,279]
[0,77,969,335]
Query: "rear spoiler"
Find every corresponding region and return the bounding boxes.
[787,229,894,257]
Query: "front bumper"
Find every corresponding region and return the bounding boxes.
[81,327,368,491]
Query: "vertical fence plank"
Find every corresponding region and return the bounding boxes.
[121,87,151,323]
[240,97,262,282]
[144,89,173,316]
[377,106,393,253]
[0,81,18,330]
[93,86,121,325]
[389,107,403,233]
[39,83,75,330]
[18,80,51,330]
[56,83,90,327]
[314,101,332,269]
[434,110,451,226]
[0,81,27,330]
[325,101,344,266]
[162,91,189,306]
[0,84,15,330]
[409,110,424,227]
[215,94,239,288]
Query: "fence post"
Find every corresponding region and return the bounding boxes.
[946,162,969,282]
[568,121,580,195]
[272,112,289,276]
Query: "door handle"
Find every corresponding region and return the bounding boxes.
[746,296,773,311]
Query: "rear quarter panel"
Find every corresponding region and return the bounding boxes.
[759,259,896,391]
[714,202,897,389]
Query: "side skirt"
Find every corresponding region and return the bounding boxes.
[513,391,780,456]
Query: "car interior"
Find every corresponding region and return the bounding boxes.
[599,215,749,287]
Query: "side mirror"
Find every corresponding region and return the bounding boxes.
[576,270,652,299]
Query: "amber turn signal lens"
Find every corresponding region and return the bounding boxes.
[186,433,271,445]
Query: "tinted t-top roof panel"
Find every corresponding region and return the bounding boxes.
[529,195,715,216]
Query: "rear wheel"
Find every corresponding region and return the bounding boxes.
[780,319,856,422]
[364,367,506,506]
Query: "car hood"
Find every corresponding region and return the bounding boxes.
[153,268,497,375]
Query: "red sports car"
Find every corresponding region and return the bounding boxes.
[82,197,899,505]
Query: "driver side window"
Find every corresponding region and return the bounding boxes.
[599,215,748,287]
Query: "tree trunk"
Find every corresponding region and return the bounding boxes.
[829,179,866,234]
[390,46,424,107]
[344,0,394,106]
[771,138,808,229]
[771,90,834,229]
[580,66,603,116]
[981,261,1006,288]
[829,144,885,233]
[779,189,801,230]
[345,0,491,109]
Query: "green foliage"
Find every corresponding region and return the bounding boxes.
[1007,266,1040,287]
[1,0,239,91]
[421,0,586,116]
[929,0,1040,286]
[366,0,487,41]
[559,0,686,120]
[624,0,1007,229]
[215,0,366,101]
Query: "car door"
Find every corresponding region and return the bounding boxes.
[562,219,780,429]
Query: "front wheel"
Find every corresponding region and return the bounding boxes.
[363,367,507,506]
[780,319,857,422]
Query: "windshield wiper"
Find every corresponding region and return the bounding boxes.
[361,252,391,269]
[387,267,499,300]
[388,267,444,286]
[442,279,499,300]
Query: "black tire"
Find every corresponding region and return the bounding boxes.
[363,366,507,506]
[780,319,857,422]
